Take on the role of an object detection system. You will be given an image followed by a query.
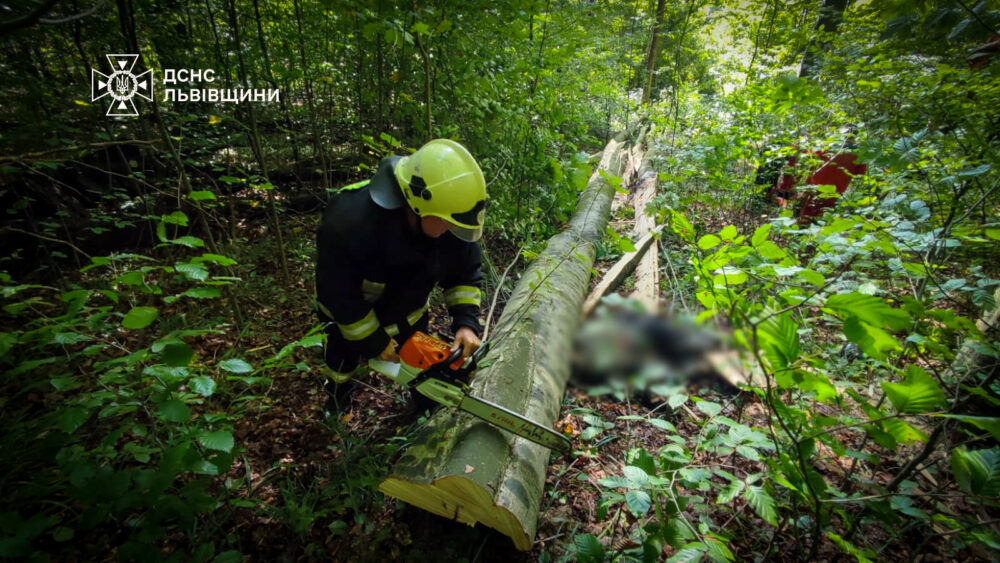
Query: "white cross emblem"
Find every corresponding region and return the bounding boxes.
[91,54,153,117]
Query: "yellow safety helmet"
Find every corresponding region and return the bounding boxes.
[392,139,487,242]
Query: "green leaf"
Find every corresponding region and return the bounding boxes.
[668,394,688,409]
[759,312,800,370]
[196,253,237,266]
[189,190,216,201]
[411,21,430,34]
[695,401,722,417]
[698,234,722,250]
[171,236,205,248]
[705,536,734,563]
[717,477,744,504]
[670,210,695,243]
[628,448,657,475]
[0,332,16,358]
[957,163,991,177]
[213,549,242,563]
[828,532,874,563]
[719,225,738,242]
[182,287,221,299]
[751,224,771,247]
[199,430,235,452]
[881,365,946,414]
[176,263,209,281]
[162,210,189,226]
[159,399,192,423]
[162,340,194,367]
[824,293,911,331]
[190,458,220,475]
[940,415,1000,441]
[122,306,158,329]
[649,418,676,432]
[667,543,708,563]
[625,490,652,516]
[220,358,253,373]
[950,447,1000,496]
[53,332,92,345]
[744,485,778,526]
[713,267,748,286]
[190,376,217,397]
[598,476,631,489]
[756,241,786,260]
[52,526,74,542]
[985,228,1000,241]
[574,533,605,563]
[797,269,825,286]
[843,316,900,360]
[882,418,927,444]
[624,465,650,486]
[434,19,452,34]
[57,407,90,433]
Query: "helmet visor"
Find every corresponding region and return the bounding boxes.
[449,224,482,242]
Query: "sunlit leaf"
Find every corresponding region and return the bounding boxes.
[881,365,946,414]
[122,306,158,329]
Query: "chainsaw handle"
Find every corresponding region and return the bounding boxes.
[436,346,464,369]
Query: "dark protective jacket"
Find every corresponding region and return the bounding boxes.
[315,161,483,360]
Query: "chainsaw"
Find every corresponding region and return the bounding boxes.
[369,331,572,453]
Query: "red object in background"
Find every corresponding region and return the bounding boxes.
[768,150,867,222]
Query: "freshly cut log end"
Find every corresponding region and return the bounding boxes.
[377,407,548,551]
[378,475,531,550]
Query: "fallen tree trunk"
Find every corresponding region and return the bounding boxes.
[629,157,660,312]
[580,230,657,318]
[379,135,628,550]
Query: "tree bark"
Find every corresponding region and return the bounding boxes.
[798,0,849,78]
[628,157,659,312]
[641,0,666,106]
[581,230,657,318]
[379,135,628,550]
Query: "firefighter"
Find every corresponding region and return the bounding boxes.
[315,139,486,414]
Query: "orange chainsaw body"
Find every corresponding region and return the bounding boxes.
[398,331,464,371]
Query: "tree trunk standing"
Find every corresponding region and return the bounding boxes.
[252,0,299,163]
[528,0,551,97]
[745,0,776,86]
[115,0,244,326]
[226,0,290,285]
[292,0,330,190]
[414,30,432,142]
[668,0,696,146]
[376,23,385,133]
[354,11,365,141]
[379,136,628,550]
[205,0,232,94]
[641,0,665,106]
[798,0,849,78]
